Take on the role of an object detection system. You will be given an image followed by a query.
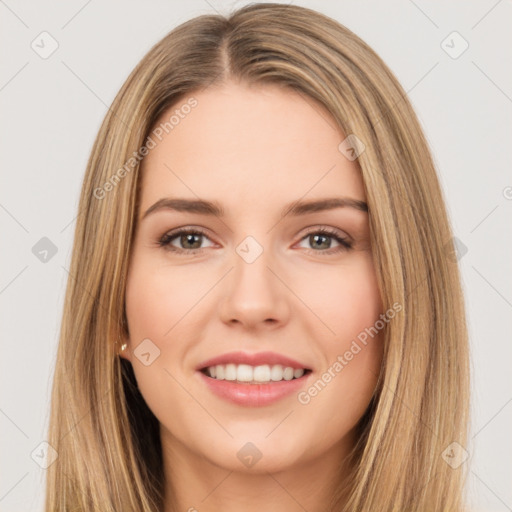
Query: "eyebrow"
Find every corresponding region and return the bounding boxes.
[141,196,368,221]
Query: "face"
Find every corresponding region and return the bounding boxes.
[120,81,384,475]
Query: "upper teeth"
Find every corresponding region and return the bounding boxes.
[205,364,305,383]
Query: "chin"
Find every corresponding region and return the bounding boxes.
[199,433,307,474]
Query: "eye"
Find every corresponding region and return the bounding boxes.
[296,227,353,255]
[158,227,215,255]
[157,226,353,256]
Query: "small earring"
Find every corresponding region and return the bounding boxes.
[120,343,127,351]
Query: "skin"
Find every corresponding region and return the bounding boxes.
[120,80,384,512]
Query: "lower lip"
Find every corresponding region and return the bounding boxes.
[198,371,311,407]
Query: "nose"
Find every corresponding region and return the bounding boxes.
[218,244,291,330]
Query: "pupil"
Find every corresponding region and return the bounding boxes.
[183,233,201,249]
[312,234,330,249]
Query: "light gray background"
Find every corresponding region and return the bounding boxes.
[1,1,511,511]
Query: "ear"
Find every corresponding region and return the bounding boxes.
[117,334,132,362]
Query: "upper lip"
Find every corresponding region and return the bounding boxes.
[196,351,311,371]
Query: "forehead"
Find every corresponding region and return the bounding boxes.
[138,81,365,216]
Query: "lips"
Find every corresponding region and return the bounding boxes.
[196,351,311,371]
[195,351,313,407]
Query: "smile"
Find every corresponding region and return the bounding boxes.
[198,365,312,407]
[201,363,310,383]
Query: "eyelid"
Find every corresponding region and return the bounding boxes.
[296,224,350,241]
[158,226,216,249]
[160,224,349,241]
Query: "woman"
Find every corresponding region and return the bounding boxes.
[45,3,470,511]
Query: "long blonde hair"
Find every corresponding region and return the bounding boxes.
[45,3,470,510]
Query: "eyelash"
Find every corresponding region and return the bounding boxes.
[157,226,353,256]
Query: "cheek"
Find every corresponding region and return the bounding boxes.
[123,251,224,413]
[294,253,382,341]
[124,261,193,432]
[338,260,382,341]
[125,256,203,343]
[328,255,384,401]
[293,254,383,432]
